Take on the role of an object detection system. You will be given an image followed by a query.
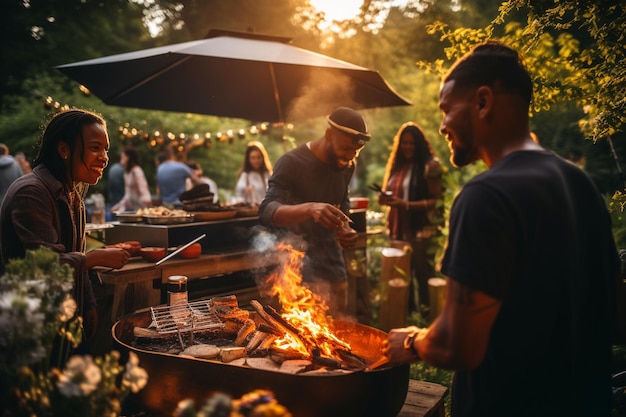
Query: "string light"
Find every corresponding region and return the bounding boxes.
[41,95,281,149]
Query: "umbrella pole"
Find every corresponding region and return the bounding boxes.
[269,63,284,122]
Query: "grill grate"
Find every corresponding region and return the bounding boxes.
[150,300,224,334]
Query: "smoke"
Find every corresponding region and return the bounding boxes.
[285,70,361,121]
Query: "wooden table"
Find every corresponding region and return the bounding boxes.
[398,379,449,417]
[95,249,280,321]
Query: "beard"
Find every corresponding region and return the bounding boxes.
[326,144,353,171]
[450,143,478,168]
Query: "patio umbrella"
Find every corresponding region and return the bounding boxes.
[56,30,411,122]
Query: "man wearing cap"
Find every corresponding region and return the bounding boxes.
[259,107,370,316]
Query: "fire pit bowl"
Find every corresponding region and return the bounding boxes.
[113,309,409,417]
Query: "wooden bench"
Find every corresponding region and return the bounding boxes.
[398,379,449,417]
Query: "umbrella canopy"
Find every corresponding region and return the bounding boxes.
[57,30,411,122]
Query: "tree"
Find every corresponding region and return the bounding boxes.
[0,0,152,101]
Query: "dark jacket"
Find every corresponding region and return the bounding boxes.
[0,165,95,311]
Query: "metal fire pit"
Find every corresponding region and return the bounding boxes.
[113,310,409,417]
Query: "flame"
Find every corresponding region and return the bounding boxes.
[263,243,351,358]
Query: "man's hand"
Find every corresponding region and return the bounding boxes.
[336,224,358,249]
[383,325,426,366]
[310,203,349,230]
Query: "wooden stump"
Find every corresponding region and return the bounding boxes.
[428,277,446,321]
[379,278,409,331]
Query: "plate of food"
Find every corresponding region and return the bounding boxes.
[115,211,144,223]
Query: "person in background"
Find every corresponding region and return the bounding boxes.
[106,160,124,209]
[0,143,24,204]
[379,122,443,310]
[185,160,219,203]
[14,151,32,174]
[0,109,131,346]
[156,145,200,205]
[259,107,368,317]
[235,141,273,206]
[383,41,620,417]
[111,146,152,212]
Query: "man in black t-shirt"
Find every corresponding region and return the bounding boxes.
[259,107,369,316]
[384,42,620,417]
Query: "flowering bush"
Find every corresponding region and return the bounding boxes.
[174,389,292,417]
[0,247,148,417]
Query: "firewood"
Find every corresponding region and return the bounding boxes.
[336,348,368,369]
[220,346,247,363]
[269,348,306,363]
[209,294,239,307]
[251,300,307,349]
[235,319,256,346]
[133,326,171,338]
[257,322,281,336]
[258,334,277,351]
[246,331,268,353]
[312,355,342,369]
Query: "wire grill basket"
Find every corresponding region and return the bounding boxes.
[150,300,224,334]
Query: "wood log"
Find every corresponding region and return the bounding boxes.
[235,319,256,346]
[253,334,277,356]
[378,278,409,332]
[250,300,311,354]
[312,355,342,369]
[428,277,447,321]
[133,326,171,338]
[246,331,268,353]
[335,348,368,369]
[257,322,282,336]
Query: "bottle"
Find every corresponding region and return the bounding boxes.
[168,275,188,325]
[167,275,188,307]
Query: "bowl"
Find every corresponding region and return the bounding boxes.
[139,247,166,262]
[179,243,202,259]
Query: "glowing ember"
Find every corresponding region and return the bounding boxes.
[261,243,351,358]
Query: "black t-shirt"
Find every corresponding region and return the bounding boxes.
[441,150,619,417]
[259,143,354,283]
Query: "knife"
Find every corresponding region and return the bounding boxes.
[155,233,206,266]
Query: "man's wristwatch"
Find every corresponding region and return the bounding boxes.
[403,330,420,359]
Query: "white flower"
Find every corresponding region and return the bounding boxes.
[56,355,102,397]
[57,295,77,322]
[122,352,148,393]
[173,398,196,417]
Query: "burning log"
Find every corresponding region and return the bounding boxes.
[246,331,269,352]
[336,349,369,370]
[235,319,256,346]
[269,348,307,363]
[252,334,277,357]
[311,354,342,369]
[257,322,283,336]
[250,300,310,353]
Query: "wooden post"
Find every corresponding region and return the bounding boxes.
[378,243,412,331]
[379,278,409,331]
[428,277,446,322]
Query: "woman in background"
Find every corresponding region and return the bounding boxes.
[235,141,273,205]
[379,122,443,311]
[111,146,152,212]
[0,109,130,344]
